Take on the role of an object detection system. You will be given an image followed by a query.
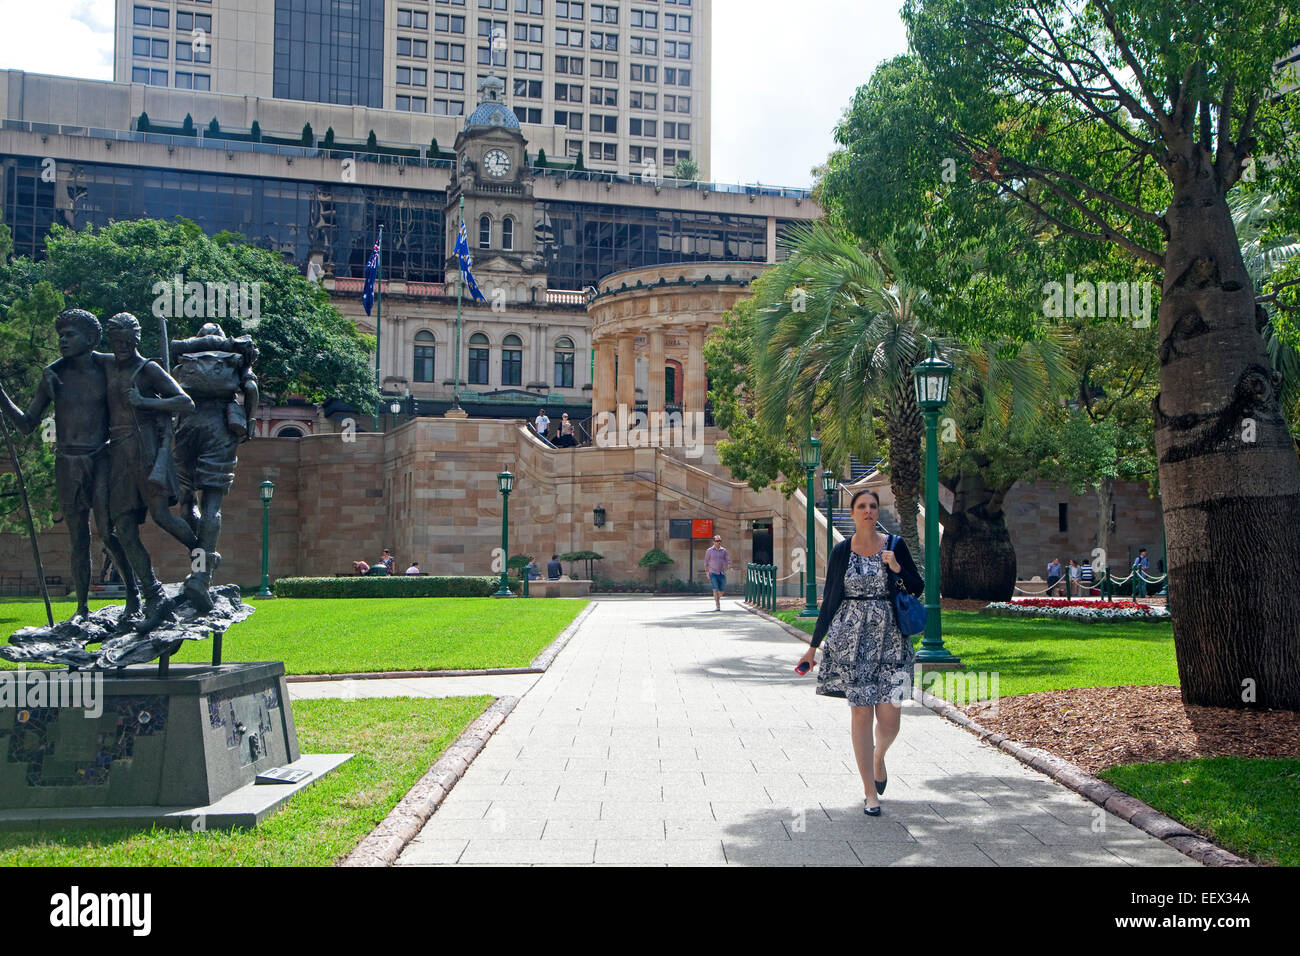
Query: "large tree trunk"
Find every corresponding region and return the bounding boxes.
[884,379,924,567]
[1157,160,1300,710]
[938,459,1017,600]
[1096,476,1114,569]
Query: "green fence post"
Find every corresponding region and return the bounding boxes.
[1065,573,1072,599]
[770,565,778,611]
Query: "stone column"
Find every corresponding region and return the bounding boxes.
[647,327,666,413]
[685,324,707,415]
[593,336,615,417]
[616,331,637,414]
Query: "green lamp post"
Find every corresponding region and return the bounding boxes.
[494,470,515,597]
[258,480,275,598]
[911,347,960,665]
[798,435,821,617]
[822,471,838,565]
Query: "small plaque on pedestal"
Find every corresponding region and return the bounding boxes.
[256,767,313,785]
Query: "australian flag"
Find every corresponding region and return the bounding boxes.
[361,232,381,315]
[453,219,486,302]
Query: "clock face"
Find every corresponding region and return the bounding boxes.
[484,149,511,178]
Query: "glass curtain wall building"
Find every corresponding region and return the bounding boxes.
[1,158,772,289]
[273,0,386,107]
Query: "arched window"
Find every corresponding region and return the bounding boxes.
[554,336,575,389]
[413,330,436,382]
[502,333,523,386]
[479,214,491,249]
[468,332,490,384]
[501,216,514,251]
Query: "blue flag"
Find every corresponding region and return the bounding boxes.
[453,219,486,302]
[362,232,381,315]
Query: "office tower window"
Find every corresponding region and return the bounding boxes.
[397,8,429,27]
[273,0,385,107]
[515,0,543,12]
[435,42,466,61]
[630,63,656,82]
[591,4,618,23]
[514,23,542,42]
[588,114,617,133]
[414,332,436,382]
[436,13,466,31]
[513,106,542,123]
[556,1,584,18]
[399,37,430,56]
[566,139,582,156]
[433,98,465,114]
[513,51,543,69]
[434,70,465,89]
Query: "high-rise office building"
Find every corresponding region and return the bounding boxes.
[113,0,710,177]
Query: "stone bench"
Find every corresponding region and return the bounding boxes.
[528,579,593,598]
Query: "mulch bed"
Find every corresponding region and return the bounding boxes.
[965,685,1300,774]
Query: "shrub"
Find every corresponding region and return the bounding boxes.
[507,553,534,570]
[250,120,262,142]
[322,127,336,149]
[429,137,440,158]
[301,122,313,146]
[137,111,150,132]
[559,550,604,579]
[639,548,674,585]
[208,117,220,136]
[366,130,379,151]
[537,147,548,167]
[182,114,195,135]
[673,157,700,181]
[274,576,523,598]
[573,149,585,171]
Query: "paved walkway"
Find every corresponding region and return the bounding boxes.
[397,598,1199,866]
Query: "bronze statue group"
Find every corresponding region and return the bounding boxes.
[1,308,258,636]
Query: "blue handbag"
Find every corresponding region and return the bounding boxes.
[888,535,928,636]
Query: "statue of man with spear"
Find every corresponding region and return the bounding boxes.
[0,308,138,623]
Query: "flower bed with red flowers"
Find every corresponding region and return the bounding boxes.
[981,597,1170,622]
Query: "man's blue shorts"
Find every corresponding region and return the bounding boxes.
[709,572,726,591]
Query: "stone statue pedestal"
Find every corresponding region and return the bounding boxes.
[0,662,350,829]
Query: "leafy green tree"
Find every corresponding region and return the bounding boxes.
[0,257,62,531]
[673,157,700,181]
[638,548,674,586]
[821,2,1300,709]
[17,218,378,410]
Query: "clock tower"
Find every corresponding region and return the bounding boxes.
[447,72,547,303]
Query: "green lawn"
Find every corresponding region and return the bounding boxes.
[1099,758,1300,866]
[0,696,491,866]
[775,609,1177,700]
[0,598,587,674]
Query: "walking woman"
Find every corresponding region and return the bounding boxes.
[796,488,924,815]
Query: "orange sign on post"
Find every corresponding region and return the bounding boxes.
[692,519,714,540]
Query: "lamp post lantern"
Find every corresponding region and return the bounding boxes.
[822,471,838,569]
[495,470,515,597]
[798,435,821,617]
[258,480,275,598]
[911,347,959,665]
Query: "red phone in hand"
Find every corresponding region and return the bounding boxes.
[795,660,812,675]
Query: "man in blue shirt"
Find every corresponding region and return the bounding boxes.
[1132,548,1149,599]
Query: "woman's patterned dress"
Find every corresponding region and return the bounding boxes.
[816,549,915,706]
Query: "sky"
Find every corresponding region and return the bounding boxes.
[0,0,911,188]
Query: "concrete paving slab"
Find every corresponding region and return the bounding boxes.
[396,597,1202,868]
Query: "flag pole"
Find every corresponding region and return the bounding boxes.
[454,195,464,411]
[373,223,384,431]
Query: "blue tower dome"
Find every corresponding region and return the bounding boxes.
[465,74,519,131]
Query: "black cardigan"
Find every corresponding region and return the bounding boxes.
[810,533,924,649]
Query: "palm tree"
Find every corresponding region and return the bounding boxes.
[751,222,1072,594]
[752,222,940,560]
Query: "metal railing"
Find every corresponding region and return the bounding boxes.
[746,563,778,611]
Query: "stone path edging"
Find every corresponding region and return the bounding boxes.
[340,696,520,867]
[739,600,1253,868]
[286,601,597,683]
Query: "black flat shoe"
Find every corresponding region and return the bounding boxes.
[875,775,887,796]
[863,798,881,817]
